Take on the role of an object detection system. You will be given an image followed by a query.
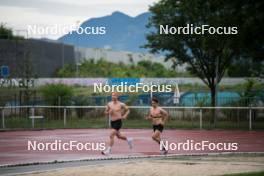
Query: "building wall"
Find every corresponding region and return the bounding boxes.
[0,39,75,77]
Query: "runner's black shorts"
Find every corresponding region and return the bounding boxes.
[111,119,122,131]
[153,124,164,132]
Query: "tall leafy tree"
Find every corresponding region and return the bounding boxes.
[0,24,24,40]
[145,0,264,111]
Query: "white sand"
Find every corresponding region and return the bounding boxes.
[22,156,264,176]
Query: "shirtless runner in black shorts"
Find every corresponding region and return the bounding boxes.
[146,97,169,154]
[101,92,133,155]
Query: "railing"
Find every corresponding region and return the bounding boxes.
[1,94,263,107]
[0,106,263,130]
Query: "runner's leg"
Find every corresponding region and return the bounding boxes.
[116,131,133,149]
[102,129,117,155]
[109,129,117,146]
[152,130,161,144]
[116,131,127,140]
[152,130,167,154]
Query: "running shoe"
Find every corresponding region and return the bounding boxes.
[161,150,168,155]
[127,138,133,149]
[161,147,168,155]
[101,148,111,155]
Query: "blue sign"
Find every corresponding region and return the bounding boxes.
[108,78,140,86]
[1,66,10,77]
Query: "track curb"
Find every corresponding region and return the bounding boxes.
[1,152,264,168]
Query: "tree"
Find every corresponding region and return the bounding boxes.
[234,1,264,62]
[56,59,183,77]
[0,24,13,39]
[145,0,264,122]
[0,24,24,40]
[227,57,264,77]
[16,50,37,106]
[41,84,73,106]
[41,84,73,119]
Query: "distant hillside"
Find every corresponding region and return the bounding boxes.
[58,11,152,53]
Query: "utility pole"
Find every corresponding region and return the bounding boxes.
[214,57,219,126]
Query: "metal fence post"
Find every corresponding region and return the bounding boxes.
[199,108,202,130]
[249,108,252,130]
[2,108,5,129]
[64,108,67,128]
[106,115,111,128]
[31,107,35,128]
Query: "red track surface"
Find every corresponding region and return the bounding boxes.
[0,129,264,166]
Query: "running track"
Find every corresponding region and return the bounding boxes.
[0,129,264,166]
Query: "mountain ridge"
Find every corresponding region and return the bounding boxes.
[58,11,152,53]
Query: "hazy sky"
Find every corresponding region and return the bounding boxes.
[0,0,158,39]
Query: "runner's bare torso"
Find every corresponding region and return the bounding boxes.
[107,101,126,121]
[149,107,169,125]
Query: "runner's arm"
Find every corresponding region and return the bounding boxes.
[145,110,152,120]
[105,104,110,116]
[160,108,169,122]
[122,104,130,119]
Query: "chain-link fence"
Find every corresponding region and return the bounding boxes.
[1,92,263,107]
[0,106,263,130]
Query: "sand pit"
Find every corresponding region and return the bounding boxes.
[21,155,264,176]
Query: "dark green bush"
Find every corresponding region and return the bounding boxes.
[40,84,73,106]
